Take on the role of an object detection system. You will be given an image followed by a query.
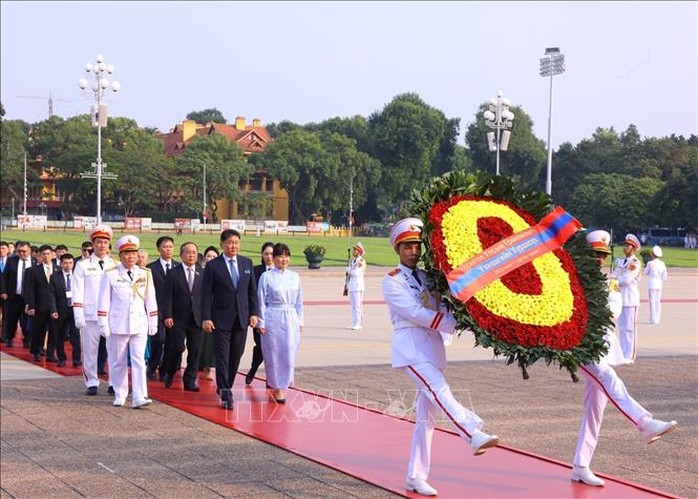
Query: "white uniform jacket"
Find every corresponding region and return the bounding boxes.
[613,255,641,307]
[346,256,366,292]
[72,254,118,323]
[643,258,667,290]
[382,265,456,370]
[97,264,158,337]
[599,277,624,367]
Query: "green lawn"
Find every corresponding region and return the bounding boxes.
[3,229,697,268]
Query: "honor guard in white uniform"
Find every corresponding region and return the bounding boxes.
[97,236,158,408]
[612,233,642,363]
[643,245,668,325]
[72,225,118,395]
[571,230,678,487]
[346,241,366,330]
[381,218,499,497]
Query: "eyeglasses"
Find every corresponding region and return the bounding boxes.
[82,248,93,253]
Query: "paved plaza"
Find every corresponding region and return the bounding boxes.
[1,266,697,497]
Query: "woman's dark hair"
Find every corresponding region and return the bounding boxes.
[203,245,219,256]
[260,241,274,264]
[272,242,291,257]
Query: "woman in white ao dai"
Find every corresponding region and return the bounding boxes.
[257,243,304,403]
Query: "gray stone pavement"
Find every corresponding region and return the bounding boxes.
[2,267,697,498]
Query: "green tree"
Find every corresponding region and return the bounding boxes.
[0,119,32,213]
[186,108,227,125]
[175,134,250,222]
[368,93,454,218]
[249,129,329,225]
[567,173,664,235]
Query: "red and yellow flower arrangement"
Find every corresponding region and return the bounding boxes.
[411,171,611,378]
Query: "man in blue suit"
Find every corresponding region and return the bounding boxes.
[201,229,259,410]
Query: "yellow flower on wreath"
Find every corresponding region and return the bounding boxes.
[441,199,574,326]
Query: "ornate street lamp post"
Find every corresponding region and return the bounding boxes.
[483,90,515,176]
[78,54,120,224]
[539,47,566,196]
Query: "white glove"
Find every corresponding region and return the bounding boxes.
[74,310,86,330]
[148,326,157,336]
[100,326,110,338]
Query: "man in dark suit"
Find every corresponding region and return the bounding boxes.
[48,253,81,367]
[146,236,178,381]
[0,240,9,326]
[23,244,60,362]
[1,241,33,347]
[162,242,203,391]
[201,229,259,410]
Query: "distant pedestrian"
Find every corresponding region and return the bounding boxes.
[612,233,642,364]
[643,245,668,325]
[345,242,366,331]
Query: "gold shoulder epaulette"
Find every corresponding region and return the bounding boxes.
[388,268,400,276]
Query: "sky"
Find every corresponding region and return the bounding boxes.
[1,1,696,149]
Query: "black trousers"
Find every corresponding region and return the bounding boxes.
[213,326,247,397]
[147,322,166,374]
[3,295,26,344]
[30,311,55,357]
[51,311,80,362]
[247,328,264,376]
[163,315,203,386]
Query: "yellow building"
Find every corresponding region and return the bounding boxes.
[157,116,288,222]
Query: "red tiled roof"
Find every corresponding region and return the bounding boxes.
[158,120,271,157]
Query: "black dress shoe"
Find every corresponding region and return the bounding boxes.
[183,384,200,392]
[245,372,255,385]
[221,399,233,410]
[107,385,115,395]
[57,360,66,367]
[46,356,58,363]
[32,354,40,362]
[73,360,82,367]
[86,386,98,396]
[163,373,173,388]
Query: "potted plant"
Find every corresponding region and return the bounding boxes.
[303,244,326,269]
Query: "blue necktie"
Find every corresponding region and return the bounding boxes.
[228,258,239,288]
[66,273,71,305]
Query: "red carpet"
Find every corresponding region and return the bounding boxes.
[1,340,676,498]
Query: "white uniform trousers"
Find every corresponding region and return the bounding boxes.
[349,291,363,327]
[648,289,662,324]
[573,363,650,467]
[107,333,148,405]
[404,362,484,480]
[80,321,103,388]
[618,306,638,363]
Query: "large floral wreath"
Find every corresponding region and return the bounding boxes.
[410,171,611,378]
